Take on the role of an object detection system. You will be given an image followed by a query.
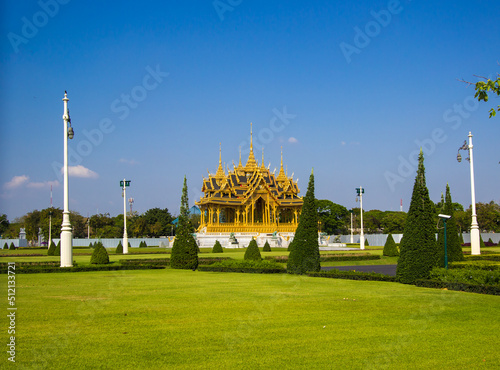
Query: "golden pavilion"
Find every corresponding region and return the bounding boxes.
[196,126,303,233]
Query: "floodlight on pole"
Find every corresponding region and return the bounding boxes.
[60,91,74,267]
[356,187,365,250]
[457,132,480,255]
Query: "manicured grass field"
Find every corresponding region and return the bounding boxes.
[6,268,500,369]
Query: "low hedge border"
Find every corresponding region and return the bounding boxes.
[266,253,380,263]
[307,269,396,282]
[0,261,65,267]
[414,279,500,295]
[0,254,47,257]
[119,257,232,267]
[198,260,285,274]
[0,264,166,274]
[449,261,500,270]
[465,254,500,262]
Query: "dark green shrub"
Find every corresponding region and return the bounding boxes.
[143,241,148,248]
[307,269,396,282]
[397,150,437,283]
[89,242,94,249]
[170,177,198,270]
[139,241,147,248]
[3,243,8,250]
[47,241,56,256]
[488,238,493,244]
[414,279,500,295]
[244,239,262,261]
[198,259,285,273]
[480,235,485,249]
[116,241,123,254]
[212,240,223,253]
[364,238,369,247]
[9,242,15,250]
[459,233,464,245]
[383,234,399,257]
[287,170,320,274]
[263,240,271,252]
[90,242,109,264]
[54,241,61,256]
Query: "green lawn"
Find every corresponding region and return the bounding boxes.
[6,268,500,369]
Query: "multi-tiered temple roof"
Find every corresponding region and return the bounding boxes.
[196,125,303,233]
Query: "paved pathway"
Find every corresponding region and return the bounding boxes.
[321,264,397,276]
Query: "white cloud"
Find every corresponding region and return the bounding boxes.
[4,175,29,189]
[288,137,298,144]
[63,165,99,179]
[27,180,60,189]
[341,141,346,146]
[119,158,139,165]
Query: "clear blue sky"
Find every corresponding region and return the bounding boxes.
[1,0,499,221]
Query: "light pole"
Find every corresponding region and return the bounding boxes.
[356,187,365,250]
[438,214,451,269]
[349,210,354,243]
[457,132,480,255]
[121,179,131,254]
[60,91,74,267]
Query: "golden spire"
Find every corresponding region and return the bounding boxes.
[215,142,225,178]
[237,147,243,170]
[244,122,258,170]
[276,146,286,182]
[261,147,266,169]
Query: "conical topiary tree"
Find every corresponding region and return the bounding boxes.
[170,176,199,270]
[142,241,148,248]
[365,238,369,247]
[287,169,320,274]
[459,232,464,245]
[54,241,61,256]
[212,240,223,253]
[89,242,94,249]
[116,241,123,254]
[396,149,437,283]
[436,184,464,267]
[480,234,485,249]
[488,238,493,244]
[47,241,56,255]
[9,242,15,250]
[3,242,8,250]
[263,240,271,252]
[90,241,109,264]
[383,234,399,256]
[244,239,262,260]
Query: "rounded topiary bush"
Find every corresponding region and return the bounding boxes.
[244,239,262,261]
[212,240,223,253]
[116,241,123,254]
[9,242,16,250]
[383,234,399,257]
[54,241,61,256]
[263,240,271,252]
[90,242,109,264]
[47,241,56,255]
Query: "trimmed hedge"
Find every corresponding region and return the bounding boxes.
[414,279,500,296]
[54,241,61,256]
[0,264,165,274]
[263,241,271,252]
[449,261,500,271]
[116,241,123,254]
[383,234,399,257]
[266,253,380,263]
[465,254,500,261]
[47,241,56,256]
[90,242,109,264]
[9,242,15,250]
[198,260,285,273]
[3,243,8,250]
[429,267,500,286]
[212,240,223,253]
[308,269,396,282]
[244,239,262,261]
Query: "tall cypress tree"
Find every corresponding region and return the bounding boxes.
[287,169,320,274]
[170,176,199,270]
[396,150,437,283]
[437,184,464,266]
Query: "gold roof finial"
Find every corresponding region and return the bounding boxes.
[215,142,225,178]
[276,146,286,182]
[261,147,266,169]
[245,122,258,170]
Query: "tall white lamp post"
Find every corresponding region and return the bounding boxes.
[356,187,365,250]
[457,132,480,255]
[60,91,74,267]
[121,179,131,254]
